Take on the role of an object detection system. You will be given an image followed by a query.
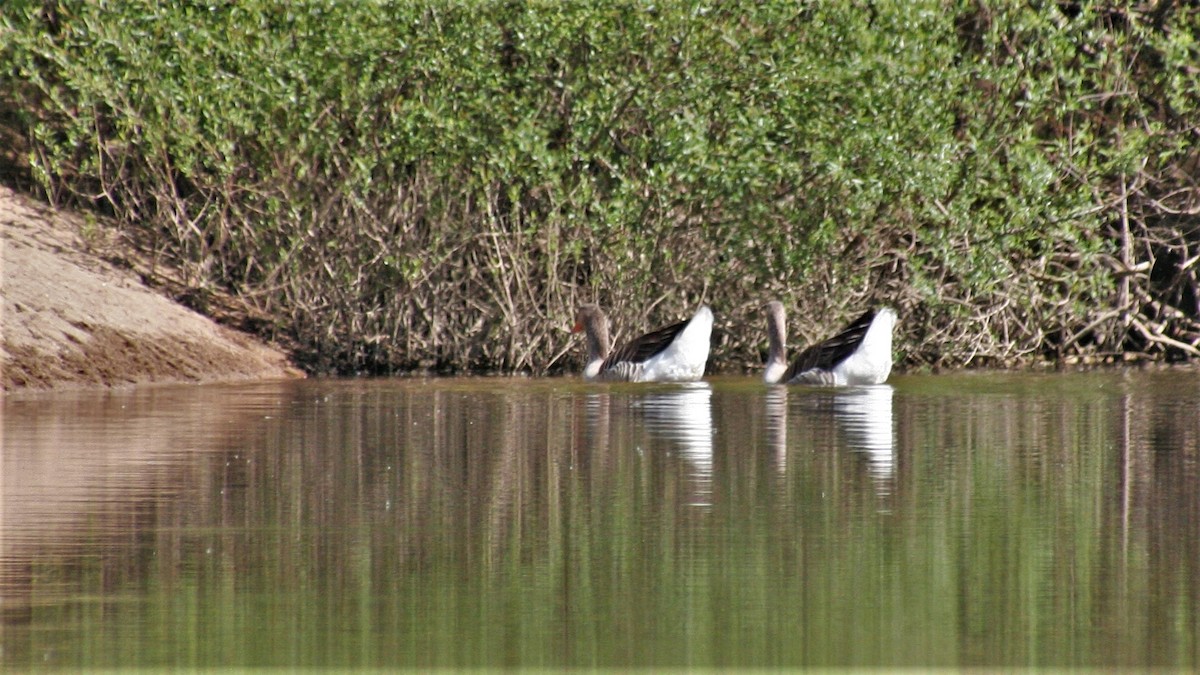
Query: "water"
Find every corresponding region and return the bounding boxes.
[2,371,1198,668]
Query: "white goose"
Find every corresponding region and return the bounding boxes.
[764,301,896,385]
[573,304,713,382]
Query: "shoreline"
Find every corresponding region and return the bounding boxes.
[2,186,1196,393]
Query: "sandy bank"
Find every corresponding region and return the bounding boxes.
[1,187,302,391]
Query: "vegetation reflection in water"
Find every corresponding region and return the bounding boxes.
[1,372,1198,668]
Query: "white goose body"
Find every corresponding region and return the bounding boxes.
[764,301,896,386]
[574,304,713,383]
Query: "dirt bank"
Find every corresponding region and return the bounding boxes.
[1,187,302,391]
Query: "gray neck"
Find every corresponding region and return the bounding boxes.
[577,305,611,377]
[585,313,610,364]
[764,301,788,384]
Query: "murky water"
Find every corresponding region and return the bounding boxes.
[2,372,1198,668]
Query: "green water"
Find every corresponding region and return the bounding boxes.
[2,371,1198,668]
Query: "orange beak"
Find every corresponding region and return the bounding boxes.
[571,321,583,333]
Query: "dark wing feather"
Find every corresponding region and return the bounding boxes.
[600,318,690,373]
[781,309,877,382]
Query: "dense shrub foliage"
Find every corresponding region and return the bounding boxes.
[2,1,1198,373]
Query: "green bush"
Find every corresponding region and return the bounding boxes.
[2,1,1197,373]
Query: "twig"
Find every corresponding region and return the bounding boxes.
[1131,317,1200,358]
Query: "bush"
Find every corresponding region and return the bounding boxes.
[2,1,1198,373]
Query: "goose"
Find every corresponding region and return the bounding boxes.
[764,301,896,385]
[572,304,713,382]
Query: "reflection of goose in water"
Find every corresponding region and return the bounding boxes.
[767,384,895,491]
[637,382,714,506]
[766,386,789,473]
[833,385,895,485]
